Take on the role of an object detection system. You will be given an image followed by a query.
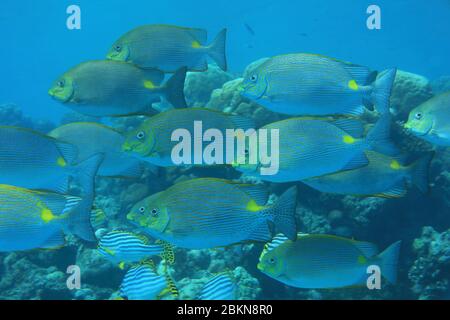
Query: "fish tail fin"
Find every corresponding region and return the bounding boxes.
[370,68,397,114]
[208,28,227,71]
[164,67,188,108]
[377,240,401,284]
[267,186,297,241]
[69,154,103,241]
[366,114,399,156]
[409,152,434,193]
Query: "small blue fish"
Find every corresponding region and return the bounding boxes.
[120,262,178,300]
[198,272,237,300]
[98,230,169,268]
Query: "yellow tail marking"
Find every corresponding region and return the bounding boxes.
[38,201,56,223]
[56,156,67,167]
[143,80,155,89]
[342,135,356,144]
[191,41,201,49]
[348,80,359,91]
[118,261,125,270]
[390,160,401,170]
[246,200,264,212]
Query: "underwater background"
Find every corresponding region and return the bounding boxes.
[0,0,449,300]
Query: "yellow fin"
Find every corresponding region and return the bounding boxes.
[342,135,356,144]
[118,261,125,270]
[348,80,359,91]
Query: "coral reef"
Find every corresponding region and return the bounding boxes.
[408,227,450,299]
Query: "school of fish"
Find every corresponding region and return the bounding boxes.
[1,22,447,299]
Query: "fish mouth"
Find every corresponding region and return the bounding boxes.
[257,262,264,271]
[48,88,73,103]
[404,122,432,137]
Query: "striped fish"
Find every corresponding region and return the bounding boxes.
[127,178,298,249]
[241,53,396,116]
[120,262,178,300]
[198,272,237,300]
[98,230,168,268]
[0,126,99,193]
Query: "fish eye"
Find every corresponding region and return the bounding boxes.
[244,149,249,155]
[250,74,258,82]
[415,112,423,120]
[138,207,145,213]
[151,208,158,217]
[136,131,145,140]
[114,45,122,52]
[269,257,276,264]
[57,80,65,88]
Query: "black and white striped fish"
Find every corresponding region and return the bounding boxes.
[198,272,237,300]
[120,262,178,300]
[98,230,165,267]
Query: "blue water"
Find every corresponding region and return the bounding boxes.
[1,0,449,120]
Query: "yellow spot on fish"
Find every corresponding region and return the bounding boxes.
[246,200,264,212]
[39,204,56,223]
[348,80,359,91]
[357,255,367,265]
[191,41,201,48]
[390,160,401,170]
[118,262,125,270]
[56,157,66,167]
[143,80,155,89]
[343,135,355,144]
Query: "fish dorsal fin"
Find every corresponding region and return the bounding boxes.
[235,184,269,206]
[352,240,379,258]
[187,28,207,44]
[54,141,78,166]
[331,118,365,138]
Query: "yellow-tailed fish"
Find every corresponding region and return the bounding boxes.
[234,114,397,182]
[122,108,254,167]
[0,126,100,194]
[107,24,227,72]
[48,60,187,117]
[119,261,178,300]
[404,91,450,146]
[0,171,102,251]
[241,53,396,116]
[258,233,401,289]
[127,178,297,249]
[303,151,434,197]
[49,122,143,178]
